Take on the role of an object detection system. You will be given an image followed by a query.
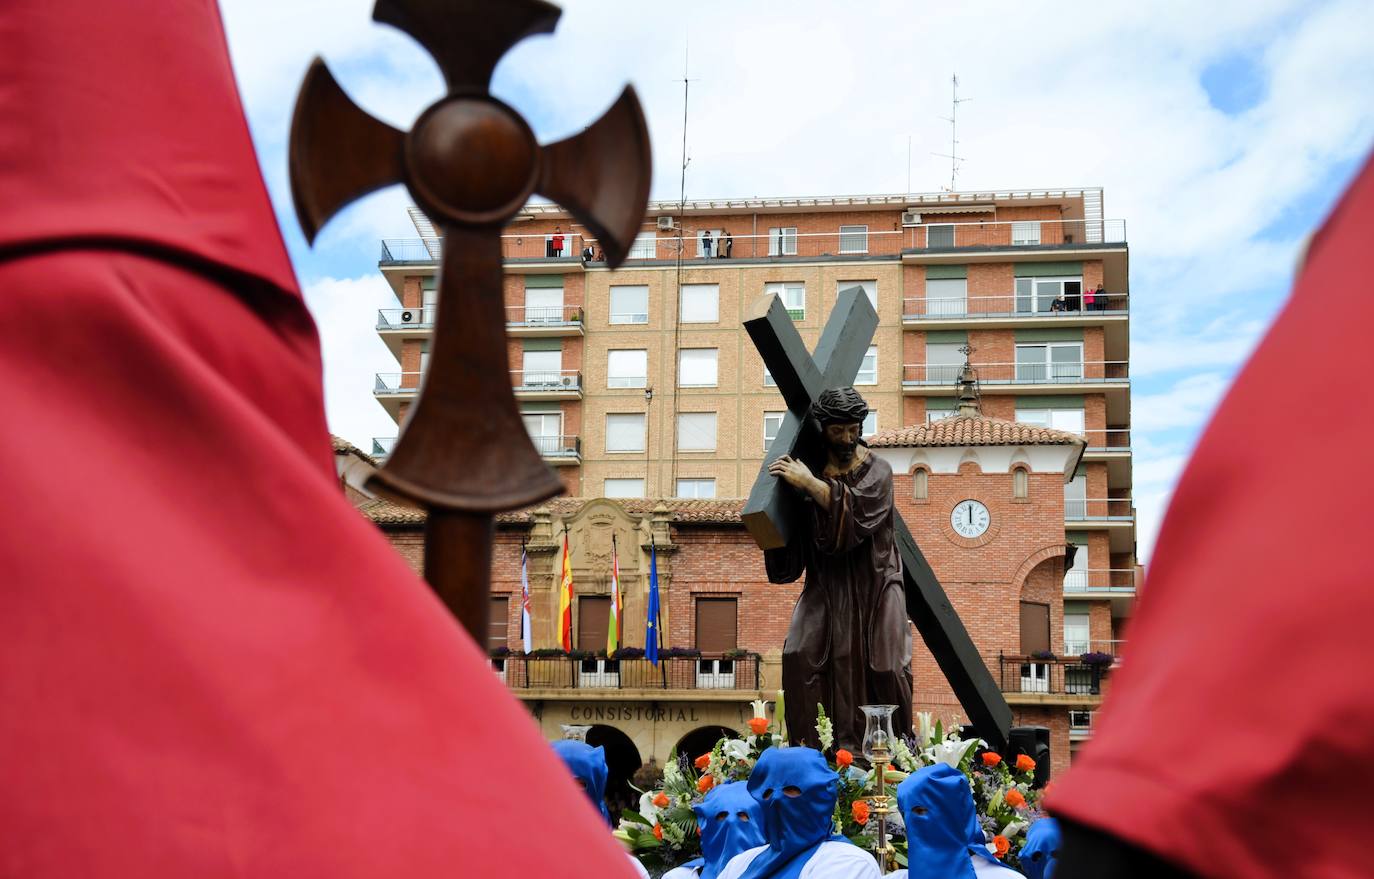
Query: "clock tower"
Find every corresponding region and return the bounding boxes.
[867,367,1092,775]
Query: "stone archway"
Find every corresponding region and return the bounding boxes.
[673,725,739,764]
[586,724,642,819]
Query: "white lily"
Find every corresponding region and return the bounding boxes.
[916,711,934,746]
[638,791,663,825]
[723,738,751,762]
[923,737,978,769]
[1000,819,1029,838]
[751,699,769,720]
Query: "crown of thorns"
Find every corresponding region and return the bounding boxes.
[810,387,869,425]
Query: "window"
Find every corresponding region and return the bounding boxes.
[1011,221,1042,246]
[628,233,657,260]
[1065,473,1087,519]
[678,348,718,387]
[763,366,776,387]
[489,597,509,652]
[912,467,929,501]
[926,404,955,423]
[765,282,805,319]
[838,280,878,311]
[838,224,868,253]
[676,478,716,498]
[1015,342,1083,382]
[926,224,954,248]
[1016,407,1086,435]
[1069,709,1095,732]
[610,285,649,324]
[1015,276,1082,313]
[763,411,785,447]
[862,411,877,438]
[1064,542,1089,591]
[419,340,431,376]
[695,597,739,688]
[604,478,645,498]
[607,349,648,388]
[421,277,439,323]
[768,226,798,256]
[677,412,717,451]
[679,284,719,323]
[696,229,725,258]
[856,346,877,385]
[925,277,967,316]
[522,412,563,455]
[577,595,610,652]
[605,413,645,452]
[925,342,965,383]
[523,286,564,324]
[521,349,562,386]
[1012,466,1029,499]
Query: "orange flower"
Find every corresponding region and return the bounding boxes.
[748,717,770,735]
[653,823,664,841]
[981,752,1002,767]
[697,774,715,793]
[851,800,870,825]
[992,835,1010,858]
[835,749,853,768]
[1015,754,1036,773]
[652,792,670,808]
[694,753,712,770]
[1004,789,1026,809]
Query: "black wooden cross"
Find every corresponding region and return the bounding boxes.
[742,287,1014,751]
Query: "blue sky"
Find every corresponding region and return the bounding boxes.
[221,0,1374,560]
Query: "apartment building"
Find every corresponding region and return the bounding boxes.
[364,187,1136,777]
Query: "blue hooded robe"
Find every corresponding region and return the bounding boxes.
[1019,818,1060,879]
[894,764,1023,879]
[551,740,612,825]
[666,781,768,879]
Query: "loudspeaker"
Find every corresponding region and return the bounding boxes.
[1007,725,1052,789]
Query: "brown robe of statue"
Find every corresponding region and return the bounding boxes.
[765,452,913,753]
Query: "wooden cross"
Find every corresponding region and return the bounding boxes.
[287,0,651,643]
[742,288,1014,750]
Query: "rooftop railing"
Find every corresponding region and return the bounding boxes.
[493,653,761,691]
[1064,497,1135,520]
[381,234,585,263]
[374,372,422,394]
[1063,568,1137,592]
[903,292,1128,319]
[907,218,1126,251]
[903,361,1129,385]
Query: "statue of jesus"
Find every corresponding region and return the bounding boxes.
[765,387,913,753]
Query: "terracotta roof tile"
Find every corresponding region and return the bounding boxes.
[330,434,377,465]
[866,415,1085,448]
[356,496,747,527]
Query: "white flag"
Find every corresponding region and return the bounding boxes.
[520,546,533,654]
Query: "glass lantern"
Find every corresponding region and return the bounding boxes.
[860,704,897,762]
[560,724,592,742]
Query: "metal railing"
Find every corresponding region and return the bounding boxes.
[1064,497,1135,520]
[374,372,422,394]
[1063,568,1137,592]
[1082,428,1131,449]
[997,654,1111,696]
[381,234,586,263]
[512,369,582,392]
[903,361,1129,385]
[908,218,1126,250]
[506,304,584,326]
[903,292,1128,319]
[377,307,436,329]
[528,435,581,458]
[492,654,761,690]
[372,436,397,458]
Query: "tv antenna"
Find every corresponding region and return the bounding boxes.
[932,74,970,191]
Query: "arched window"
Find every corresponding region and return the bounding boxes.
[912,467,929,501]
[1012,466,1029,500]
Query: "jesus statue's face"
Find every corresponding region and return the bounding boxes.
[823,422,862,465]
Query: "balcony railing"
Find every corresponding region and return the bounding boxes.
[377,307,436,329]
[903,292,1128,319]
[528,434,581,458]
[381,234,586,263]
[374,372,422,394]
[997,654,1111,697]
[512,369,582,392]
[1082,428,1131,450]
[1061,639,1127,657]
[371,436,397,458]
[506,304,584,326]
[907,218,1127,251]
[492,654,761,691]
[1063,568,1137,593]
[903,361,1129,386]
[1064,497,1135,520]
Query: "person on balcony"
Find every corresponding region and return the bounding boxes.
[1050,293,1066,313]
[663,781,766,879]
[888,764,1024,879]
[715,747,879,879]
[1092,284,1107,310]
[701,230,715,258]
[549,226,566,257]
[1082,285,1096,311]
[720,230,733,258]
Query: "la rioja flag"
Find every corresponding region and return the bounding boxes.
[606,535,623,653]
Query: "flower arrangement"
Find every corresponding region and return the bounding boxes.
[612,697,1051,873]
[1078,651,1115,666]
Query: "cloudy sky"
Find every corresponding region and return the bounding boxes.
[220,0,1374,560]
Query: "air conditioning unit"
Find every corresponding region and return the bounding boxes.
[656,215,675,231]
[559,375,578,388]
[399,310,415,323]
[901,210,922,226]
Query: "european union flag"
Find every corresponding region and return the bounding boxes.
[645,536,661,666]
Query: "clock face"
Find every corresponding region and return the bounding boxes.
[950,499,991,538]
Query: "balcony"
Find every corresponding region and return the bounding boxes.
[1064,569,1136,617]
[371,436,396,461]
[997,654,1112,705]
[1065,497,1135,553]
[506,304,585,336]
[904,218,1125,252]
[905,360,1130,423]
[904,292,1127,322]
[512,369,583,400]
[380,234,587,274]
[529,434,582,465]
[376,308,435,358]
[373,371,421,419]
[493,653,763,697]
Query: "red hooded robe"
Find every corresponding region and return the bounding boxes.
[0,1,634,875]
[1050,152,1374,879]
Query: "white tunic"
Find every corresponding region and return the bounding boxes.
[887,855,1024,878]
[715,841,881,879]
[662,865,701,879]
[626,854,650,879]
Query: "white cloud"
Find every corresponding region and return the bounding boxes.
[1133,372,1233,432]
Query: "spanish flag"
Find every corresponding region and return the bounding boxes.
[606,535,623,654]
[558,529,574,651]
